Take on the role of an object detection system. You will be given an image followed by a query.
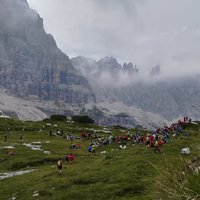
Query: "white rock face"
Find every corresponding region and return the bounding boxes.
[0,90,47,120]
[0,89,77,121]
[0,110,11,118]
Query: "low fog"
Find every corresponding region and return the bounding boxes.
[27,0,200,78]
[71,56,200,88]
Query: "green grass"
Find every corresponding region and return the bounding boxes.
[0,118,200,199]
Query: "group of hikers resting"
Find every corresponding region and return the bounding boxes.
[56,117,191,173]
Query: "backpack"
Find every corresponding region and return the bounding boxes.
[57,160,62,167]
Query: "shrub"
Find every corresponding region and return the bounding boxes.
[50,115,67,121]
[71,115,94,124]
[113,125,127,129]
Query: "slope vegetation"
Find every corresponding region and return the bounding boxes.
[0,118,200,199]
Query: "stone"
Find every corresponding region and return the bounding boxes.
[181,147,190,155]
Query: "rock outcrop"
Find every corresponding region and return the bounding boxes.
[0,0,95,106]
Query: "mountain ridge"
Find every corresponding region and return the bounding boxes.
[71,56,200,122]
[1,0,197,129]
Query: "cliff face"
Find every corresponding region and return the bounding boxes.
[0,0,95,106]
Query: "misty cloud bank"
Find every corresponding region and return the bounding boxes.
[71,56,200,89]
[27,0,200,78]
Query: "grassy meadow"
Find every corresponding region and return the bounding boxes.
[0,118,200,200]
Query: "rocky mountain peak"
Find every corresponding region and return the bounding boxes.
[98,56,122,72]
[98,56,117,64]
[0,0,95,108]
[123,62,138,74]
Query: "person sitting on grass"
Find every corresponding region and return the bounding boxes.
[57,158,63,174]
[69,143,80,149]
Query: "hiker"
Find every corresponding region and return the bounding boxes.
[60,130,64,136]
[88,133,91,139]
[49,130,52,137]
[57,129,60,136]
[70,143,80,149]
[20,134,24,143]
[65,153,75,164]
[91,144,96,153]
[70,144,75,149]
[94,130,98,139]
[57,159,63,174]
[145,135,150,148]
[4,133,7,142]
[82,132,86,139]
[154,140,161,153]
[88,145,92,153]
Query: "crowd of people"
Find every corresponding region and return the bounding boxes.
[57,117,192,173]
[1,116,191,174]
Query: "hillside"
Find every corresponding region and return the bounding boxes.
[0,117,200,199]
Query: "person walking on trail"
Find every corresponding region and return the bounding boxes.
[57,159,63,174]
[20,134,24,143]
[4,133,7,142]
[154,140,161,153]
[49,130,52,137]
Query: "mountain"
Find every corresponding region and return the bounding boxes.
[1,0,152,127]
[2,0,196,129]
[72,56,200,122]
[0,0,95,112]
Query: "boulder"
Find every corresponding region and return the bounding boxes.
[181,147,190,155]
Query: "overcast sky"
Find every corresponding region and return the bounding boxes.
[27,0,200,76]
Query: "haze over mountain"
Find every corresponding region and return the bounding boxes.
[72,56,200,123]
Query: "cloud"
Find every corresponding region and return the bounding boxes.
[27,0,200,77]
